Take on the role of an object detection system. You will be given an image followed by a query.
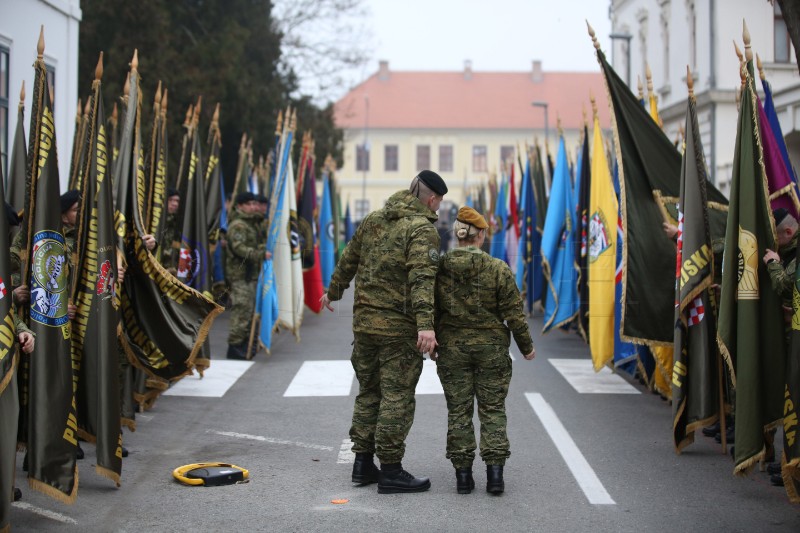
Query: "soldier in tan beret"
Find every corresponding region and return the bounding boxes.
[434,206,535,495]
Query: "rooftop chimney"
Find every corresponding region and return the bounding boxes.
[531,60,543,83]
[464,59,473,80]
[378,60,390,81]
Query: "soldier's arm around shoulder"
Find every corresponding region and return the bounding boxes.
[496,260,534,355]
[327,215,366,301]
[406,221,440,331]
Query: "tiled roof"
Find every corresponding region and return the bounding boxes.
[334,65,611,130]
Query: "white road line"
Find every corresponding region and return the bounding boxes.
[416,360,444,395]
[525,393,615,505]
[164,360,254,398]
[211,430,334,451]
[549,358,640,394]
[12,501,77,524]
[338,439,355,464]
[284,361,354,397]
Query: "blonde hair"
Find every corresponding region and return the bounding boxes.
[453,219,482,242]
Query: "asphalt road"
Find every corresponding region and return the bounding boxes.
[7,291,800,532]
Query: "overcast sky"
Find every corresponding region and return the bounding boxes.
[351,0,611,79]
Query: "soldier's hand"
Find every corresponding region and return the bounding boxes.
[523,348,536,360]
[142,233,157,251]
[265,251,272,260]
[18,332,34,354]
[67,304,78,320]
[763,249,780,265]
[320,294,334,312]
[13,285,29,305]
[417,330,437,354]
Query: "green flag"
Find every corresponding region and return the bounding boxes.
[24,40,79,503]
[672,87,721,453]
[594,45,728,348]
[114,54,222,386]
[72,62,123,485]
[0,150,20,532]
[717,62,786,475]
[786,235,800,501]
[8,86,27,224]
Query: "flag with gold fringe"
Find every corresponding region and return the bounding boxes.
[717,35,785,475]
[23,30,79,503]
[114,52,222,386]
[71,54,123,485]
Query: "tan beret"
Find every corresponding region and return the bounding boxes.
[457,206,488,229]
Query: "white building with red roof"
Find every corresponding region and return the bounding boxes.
[334,60,610,218]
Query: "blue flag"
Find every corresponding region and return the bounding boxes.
[761,77,800,196]
[490,177,507,261]
[213,171,227,284]
[517,154,544,310]
[541,136,579,332]
[319,172,335,288]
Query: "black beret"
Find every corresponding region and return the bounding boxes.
[255,194,269,204]
[773,207,790,225]
[167,187,180,199]
[60,189,80,213]
[5,202,21,227]
[416,170,448,196]
[235,192,256,205]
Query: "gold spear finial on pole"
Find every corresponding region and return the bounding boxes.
[212,102,220,126]
[95,51,104,81]
[123,72,131,98]
[161,87,168,119]
[733,40,743,64]
[586,20,600,51]
[686,65,694,99]
[590,91,598,119]
[275,109,283,136]
[83,97,91,116]
[637,75,644,100]
[183,104,193,127]
[743,19,752,62]
[646,63,654,95]
[19,81,25,110]
[37,25,44,60]
[756,53,765,80]
[556,112,563,138]
[75,98,82,122]
[193,95,203,127]
[131,49,139,72]
[290,108,297,132]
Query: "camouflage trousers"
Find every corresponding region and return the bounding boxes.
[227,279,257,345]
[350,333,423,464]
[436,344,512,468]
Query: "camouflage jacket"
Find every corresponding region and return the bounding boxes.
[225,208,266,283]
[159,212,179,269]
[435,246,534,354]
[327,189,440,336]
[767,231,798,307]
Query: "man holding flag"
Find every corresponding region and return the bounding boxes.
[321,170,447,494]
[225,192,271,359]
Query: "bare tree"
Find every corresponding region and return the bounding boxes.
[272,0,374,102]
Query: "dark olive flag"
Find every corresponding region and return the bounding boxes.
[8,83,27,226]
[24,36,79,503]
[71,59,123,485]
[594,43,728,347]
[0,153,20,532]
[144,83,166,239]
[785,237,800,501]
[672,85,721,453]
[717,59,786,475]
[115,54,222,384]
[576,125,591,340]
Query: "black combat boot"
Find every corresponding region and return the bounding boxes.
[13,487,21,501]
[226,343,247,360]
[377,463,431,494]
[486,465,504,494]
[455,468,474,494]
[352,453,380,484]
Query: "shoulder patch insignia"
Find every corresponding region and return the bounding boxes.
[428,248,439,263]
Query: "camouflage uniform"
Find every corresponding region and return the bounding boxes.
[158,212,179,273]
[434,245,534,468]
[225,208,266,346]
[327,189,440,464]
[766,230,798,308]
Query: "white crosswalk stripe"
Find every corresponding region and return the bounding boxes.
[549,358,640,394]
[164,360,254,398]
[284,361,355,397]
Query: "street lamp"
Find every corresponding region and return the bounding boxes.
[531,101,548,149]
[609,32,633,87]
